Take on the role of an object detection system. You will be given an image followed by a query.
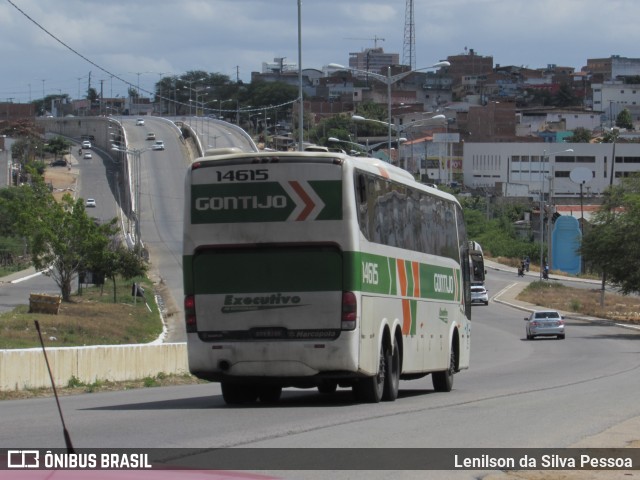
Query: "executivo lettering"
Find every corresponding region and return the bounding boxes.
[222,293,306,313]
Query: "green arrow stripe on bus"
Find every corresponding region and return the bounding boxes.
[190,181,341,224]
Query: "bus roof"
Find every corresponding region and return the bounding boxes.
[191,150,460,203]
[191,150,457,200]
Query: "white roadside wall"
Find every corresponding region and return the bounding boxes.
[0,343,188,391]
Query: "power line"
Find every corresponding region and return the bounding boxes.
[6,0,136,93]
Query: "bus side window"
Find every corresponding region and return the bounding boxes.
[357,174,367,204]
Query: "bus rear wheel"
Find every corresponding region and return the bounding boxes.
[432,346,456,392]
[382,337,400,401]
[353,342,389,403]
[221,382,258,405]
[318,380,338,394]
[258,386,282,404]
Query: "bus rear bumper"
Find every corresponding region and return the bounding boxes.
[187,333,360,383]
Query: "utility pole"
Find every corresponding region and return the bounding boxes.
[100,80,104,116]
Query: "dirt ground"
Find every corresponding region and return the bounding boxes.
[44,153,78,201]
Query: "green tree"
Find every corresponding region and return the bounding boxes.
[600,128,620,144]
[0,187,30,268]
[309,113,354,146]
[11,137,45,167]
[580,175,640,294]
[127,87,138,100]
[567,127,592,143]
[45,136,71,160]
[461,196,539,260]
[91,242,147,303]
[352,101,388,137]
[87,87,99,103]
[243,81,298,133]
[552,83,581,107]
[524,88,553,107]
[13,179,115,301]
[616,108,633,130]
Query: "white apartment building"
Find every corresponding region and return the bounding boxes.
[463,142,640,197]
[262,58,298,74]
[592,81,640,127]
[516,110,602,136]
[610,56,640,78]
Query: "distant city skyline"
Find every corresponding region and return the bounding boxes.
[1,0,638,103]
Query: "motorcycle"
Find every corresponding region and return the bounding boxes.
[517,266,524,277]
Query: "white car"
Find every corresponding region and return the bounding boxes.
[470,284,489,305]
[525,310,565,340]
[136,118,145,126]
[152,140,165,151]
[85,198,96,208]
[81,140,92,149]
[83,152,92,159]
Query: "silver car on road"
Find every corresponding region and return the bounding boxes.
[525,310,565,340]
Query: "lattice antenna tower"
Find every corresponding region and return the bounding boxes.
[403,0,416,69]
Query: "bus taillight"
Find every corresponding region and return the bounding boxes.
[341,292,357,330]
[184,295,197,333]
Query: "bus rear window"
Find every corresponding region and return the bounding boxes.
[192,245,343,295]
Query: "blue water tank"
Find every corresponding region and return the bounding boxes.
[551,216,582,275]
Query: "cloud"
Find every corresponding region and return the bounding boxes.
[3,0,640,101]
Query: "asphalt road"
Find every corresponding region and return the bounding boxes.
[124,116,257,342]
[2,267,639,480]
[2,121,639,480]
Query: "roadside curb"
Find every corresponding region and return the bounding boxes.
[0,267,41,284]
[486,260,640,331]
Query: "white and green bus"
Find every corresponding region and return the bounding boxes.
[183,150,472,404]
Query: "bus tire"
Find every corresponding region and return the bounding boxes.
[318,380,338,394]
[353,343,386,403]
[432,346,456,392]
[221,382,258,405]
[382,337,400,401]
[258,386,282,404]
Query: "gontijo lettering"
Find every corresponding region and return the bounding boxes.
[195,195,288,211]
[434,273,454,293]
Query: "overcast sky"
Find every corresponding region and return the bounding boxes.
[1,0,638,103]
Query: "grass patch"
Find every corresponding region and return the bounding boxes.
[0,261,31,278]
[0,373,205,400]
[517,280,640,324]
[0,275,163,349]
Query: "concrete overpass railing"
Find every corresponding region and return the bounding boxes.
[0,343,188,391]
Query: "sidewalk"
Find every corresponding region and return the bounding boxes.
[0,266,40,284]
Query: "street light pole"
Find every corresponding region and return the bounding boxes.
[352,114,446,165]
[329,61,450,162]
[539,152,547,280]
[297,0,304,151]
[327,137,368,155]
[111,145,151,254]
[539,148,573,279]
[387,66,392,154]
